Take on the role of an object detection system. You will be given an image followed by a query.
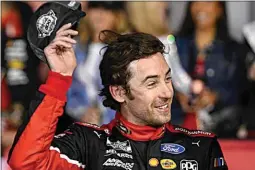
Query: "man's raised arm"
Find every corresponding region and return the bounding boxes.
[8,23,87,170]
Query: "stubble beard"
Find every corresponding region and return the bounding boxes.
[144,109,171,127]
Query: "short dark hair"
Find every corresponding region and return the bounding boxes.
[99,30,165,111]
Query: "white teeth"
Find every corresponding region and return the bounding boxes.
[158,104,168,109]
[196,12,208,22]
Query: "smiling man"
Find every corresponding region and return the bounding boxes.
[8,25,228,170]
[111,52,173,126]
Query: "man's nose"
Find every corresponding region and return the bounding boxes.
[159,82,173,99]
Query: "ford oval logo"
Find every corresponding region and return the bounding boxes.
[160,143,185,154]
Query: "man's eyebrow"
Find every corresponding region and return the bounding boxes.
[141,75,159,84]
[165,68,171,76]
[141,68,171,84]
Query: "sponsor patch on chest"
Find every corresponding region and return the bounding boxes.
[180,160,198,170]
[106,137,132,153]
[161,143,185,154]
[105,149,133,159]
[103,158,134,170]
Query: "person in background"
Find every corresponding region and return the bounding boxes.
[126,1,171,37]
[1,1,41,126]
[1,71,12,170]
[174,1,244,137]
[1,1,41,170]
[237,22,255,139]
[66,1,131,125]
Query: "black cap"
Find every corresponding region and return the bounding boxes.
[27,1,86,62]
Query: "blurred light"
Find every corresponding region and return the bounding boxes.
[167,34,175,44]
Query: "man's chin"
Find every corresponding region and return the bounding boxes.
[150,115,171,127]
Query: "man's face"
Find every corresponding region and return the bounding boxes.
[121,52,174,126]
[191,2,222,31]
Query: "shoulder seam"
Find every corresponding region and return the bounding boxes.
[166,124,216,138]
[74,122,111,135]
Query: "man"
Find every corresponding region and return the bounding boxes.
[8,24,228,170]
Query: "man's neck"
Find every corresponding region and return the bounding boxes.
[120,111,149,126]
[112,113,165,141]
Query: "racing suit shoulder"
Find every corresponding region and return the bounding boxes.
[73,121,112,138]
[49,121,114,169]
[8,72,90,170]
[166,124,228,170]
[206,137,228,170]
[166,124,216,138]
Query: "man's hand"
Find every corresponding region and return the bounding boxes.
[44,23,78,76]
[81,107,101,125]
[176,92,196,113]
[193,88,218,110]
[248,63,255,81]
[176,86,217,113]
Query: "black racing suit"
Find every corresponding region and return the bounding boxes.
[8,71,228,170]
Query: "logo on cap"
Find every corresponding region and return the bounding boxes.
[68,1,76,7]
[36,10,57,38]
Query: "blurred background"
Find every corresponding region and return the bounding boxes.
[1,1,255,170]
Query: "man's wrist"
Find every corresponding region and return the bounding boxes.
[39,71,72,101]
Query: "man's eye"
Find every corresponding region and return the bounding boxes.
[166,76,172,81]
[147,82,157,87]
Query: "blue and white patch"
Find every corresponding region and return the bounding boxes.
[161,143,185,154]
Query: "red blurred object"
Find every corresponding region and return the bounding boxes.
[2,7,23,37]
[2,146,12,170]
[219,140,255,170]
[182,112,198,130]
[1,78,11,110]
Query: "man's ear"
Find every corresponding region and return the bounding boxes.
[109,85,125,103]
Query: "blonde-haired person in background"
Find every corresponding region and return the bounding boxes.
[66,1,131,126]
[126,1,171,37]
